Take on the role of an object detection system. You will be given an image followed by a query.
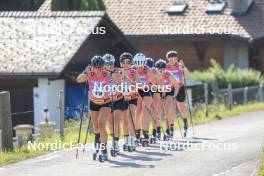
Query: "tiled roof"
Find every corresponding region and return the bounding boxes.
[0,11,105,75]
[104,0,264,40]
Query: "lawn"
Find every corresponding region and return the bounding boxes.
[259,153,264,176]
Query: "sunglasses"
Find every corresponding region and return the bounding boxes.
[122,60,132,64]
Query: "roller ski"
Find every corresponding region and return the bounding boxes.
[98,148,108,162]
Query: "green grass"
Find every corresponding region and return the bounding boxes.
[0,146,48,166]
[187,103,264,127]
[259,153,264,176]
[1,102,264,166]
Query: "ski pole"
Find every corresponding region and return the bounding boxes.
[182,70,195,136]
[82,81,91,153]
[127,101,136,135]
[76,104,84,159]
[137,92,166,135]
[83,109,91,153]
[109,72,116,157]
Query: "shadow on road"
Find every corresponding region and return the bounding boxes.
[134,150,173,156]
[119,153,162,161]
[192,137,219,141]
[107,159,155,168]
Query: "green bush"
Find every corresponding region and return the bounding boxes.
[189,59,264,89]
[52,0,105,11]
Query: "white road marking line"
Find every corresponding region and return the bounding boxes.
[213,159,258,176]
[38,153,60,162]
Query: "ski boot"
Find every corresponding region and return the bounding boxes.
[142,131,150,147]
[135,137,141,146]
[163,134,169,141]
[98,148,108,162]
[183,128,188,138]
[142,138,149,147]
[170,125,174,140]
[150,135,157,144]
[183,119,188,138]
[163,129,171,141]
[127,136,136,152]
[156,132,161,141]
[93,133,100,160]
[150,129,157,144]
[123,136,129,151]
[139,137,144,145]
[110,140,120,157]
[123,143,128,151]
[93,143,99,160]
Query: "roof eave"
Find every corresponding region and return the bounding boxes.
[127,34,251,43]
[0,72,61,79]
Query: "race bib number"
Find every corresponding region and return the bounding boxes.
[91,82,105,99]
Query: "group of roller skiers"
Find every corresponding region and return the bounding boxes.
[76,50,189,162]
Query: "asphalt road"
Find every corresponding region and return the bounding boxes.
[1,111,264,176]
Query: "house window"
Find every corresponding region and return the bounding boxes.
[224,42,249,70]
[206,0,226,13]
[165,1,188,15]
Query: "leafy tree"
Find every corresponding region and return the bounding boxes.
[51,0,105,11]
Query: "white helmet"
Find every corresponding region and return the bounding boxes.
[133,53,146,67]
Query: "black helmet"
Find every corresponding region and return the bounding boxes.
[91,55,104,67]
[103,54,115,65]
[120,52,133,63]
[155,59,167,69]
[166,50,178,58]
[146,58,154,68]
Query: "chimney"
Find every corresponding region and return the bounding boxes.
[229,0,254,15]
